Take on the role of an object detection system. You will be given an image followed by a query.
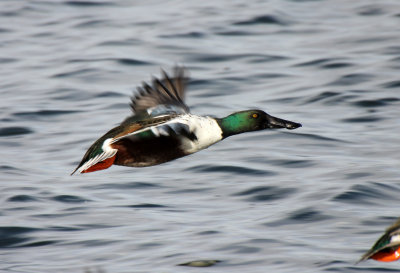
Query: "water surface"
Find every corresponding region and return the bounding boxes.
[1,0,400,272]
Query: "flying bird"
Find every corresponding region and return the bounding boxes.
[72,67,301,174]
[358,218,400,263]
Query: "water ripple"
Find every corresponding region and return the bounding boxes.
[83,181,160,190]
[215,30,255,36]
[332,182,399,205]
[187,53,287,63]
[114,58,151,66]
[357,5,385,16]
[13,110,80,119]
[20,240,60,248]
[295,132,348,144]
[94,91,124,98]
[233,14,289,26]
[217,244,262,254]
[68,57,150,66]
[159,31,206,39]
[233,186,296,202]
[1,0,400,271]
[0,57,17,64]
[266,208,331,226]
[303,91,344,105]
[269,159,315,168]
[126,203,167,208]
[0,226,39,248]
[341,115,383,123]
[321,62,353,69]
[328,73,374,86]
[295,58,353,69]
[382,80,400,89]
[64,1,114,7]
[7,195,38,202]
[186,164,275,176]
[0,127,33,137]
[51,195,89,204]
[287,208,332,222]
[351,98,399,108]
[51,68,100,78]
[74,19,109,28]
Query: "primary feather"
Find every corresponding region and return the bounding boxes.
[130,67,189,115]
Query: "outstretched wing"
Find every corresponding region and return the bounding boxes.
[130,67,190,116]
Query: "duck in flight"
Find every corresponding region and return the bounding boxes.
[358,218,400,263]
[72,67,301,175]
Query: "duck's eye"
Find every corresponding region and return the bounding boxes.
[252,113,258,119]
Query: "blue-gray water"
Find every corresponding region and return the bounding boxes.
[1,1,400,272]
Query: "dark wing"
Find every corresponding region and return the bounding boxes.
[130,67,189,115]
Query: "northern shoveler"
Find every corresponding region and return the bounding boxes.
[72,67,301,175]
[358,218,400,263]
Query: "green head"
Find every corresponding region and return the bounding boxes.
[217,109,301,138]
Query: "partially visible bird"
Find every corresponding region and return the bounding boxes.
[72,67,301,175]
[358,218,400,263]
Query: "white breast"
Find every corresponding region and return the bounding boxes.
[169,114,223,154]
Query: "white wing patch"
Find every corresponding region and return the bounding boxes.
[391,234,400,244]
[146,104,187,116]
[111,121,191,143]
[75,138,117,174]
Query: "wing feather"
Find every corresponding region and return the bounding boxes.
[74,148,117,174]
[71,135,118,175]
[112,117,196,144]
[130,67,189,115]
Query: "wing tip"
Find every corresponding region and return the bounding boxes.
[129,66,190,115]
[70,165,83,175]
[355,255,368,264]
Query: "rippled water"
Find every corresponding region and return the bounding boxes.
[1,0,400,272]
